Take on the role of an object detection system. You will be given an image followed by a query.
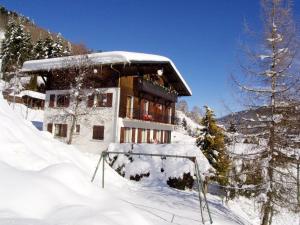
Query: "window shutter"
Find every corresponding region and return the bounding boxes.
[99,126,104,140]
[49,95,55,107]
[140,99,144,119]
[62,124,67,137]
[87,94,94,107]
[137,128,142,143]
[147,129,150,143]
[65,95,70,107]
[120,127,125,143]
[47,123,53,133]
[131,128,136,143]
[164,130,168,143]
[106,93,113,107]
[92,126,97,139]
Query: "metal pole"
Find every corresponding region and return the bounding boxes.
[102,152,105,188]
[297,162,300,206]
[91,153,103,182]
[194,162,205,224]
[107,151,195,161]
[195,160,213,224]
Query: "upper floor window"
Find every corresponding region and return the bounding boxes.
[49,94,55,107]
[126,96,133,118]
[144,100,149,115]
[168,107,172,124]
[87,93,113,108]
[56,94,70,107]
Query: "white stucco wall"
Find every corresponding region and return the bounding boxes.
[43,88,120,154]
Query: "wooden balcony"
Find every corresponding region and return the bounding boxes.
[137,78,177,102]
[126,108,174,124]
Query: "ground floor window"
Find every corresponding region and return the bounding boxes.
[54,124,67,137]
[141,129,147,143]
[93,125,104,140]
[121,127,171,144]
[125,127,132,143]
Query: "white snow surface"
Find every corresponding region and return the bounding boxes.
[108,142,212,180]
[8,102,44,122]
[0,92,298,224]
[21,51,192,95]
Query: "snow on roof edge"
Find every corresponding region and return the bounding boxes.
[21,51,192,96]
[10,90,45,100]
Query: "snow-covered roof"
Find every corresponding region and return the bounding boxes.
[21,51,192,96]
[10,90,45,100]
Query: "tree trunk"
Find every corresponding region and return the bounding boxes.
[67,115,76,145]
[297,162,300,206]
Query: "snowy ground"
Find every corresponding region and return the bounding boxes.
[0,93,298,225]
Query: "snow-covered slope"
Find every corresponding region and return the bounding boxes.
[175,110,203,136]
[0,94,156,225]
[1,92,297,224]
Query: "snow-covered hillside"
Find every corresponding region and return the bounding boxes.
[0,93,298,225]
[175,110,203,136]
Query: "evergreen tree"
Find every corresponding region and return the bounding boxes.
[32,38,46,59]
[0,18,32,74]
[228,121,237,133]
[33,33,70,60]
[181,118,187,131]
[196,106,230,186]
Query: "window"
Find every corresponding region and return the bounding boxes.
[47,123,53,133]
[96,93,113,107]
[124,127,132,143]
[54,124,67,137]
[157,130,161,143]
[168,107,172,124]
[87,94,95,107]
[144,100,149,114]
[126,96,133,118]
[75,125,80,134]
[93,125,104,140]
[56,94,70,107]
[49,94,55,107]
[141,129,147,143]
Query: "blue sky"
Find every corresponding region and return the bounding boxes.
[1,0,300,117]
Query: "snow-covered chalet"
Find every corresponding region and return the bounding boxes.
[21,51,192,153]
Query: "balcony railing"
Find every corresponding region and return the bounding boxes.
[136,78,177,102]
[125,108,174,124]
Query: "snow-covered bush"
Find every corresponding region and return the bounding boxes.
[107,143,211,190]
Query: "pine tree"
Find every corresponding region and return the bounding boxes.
[32,38,46,59]
[33,33,70,60]
[196,106,230,186]
[0,18,32,74]
[228,121,237,133]
[181,118,187,131]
